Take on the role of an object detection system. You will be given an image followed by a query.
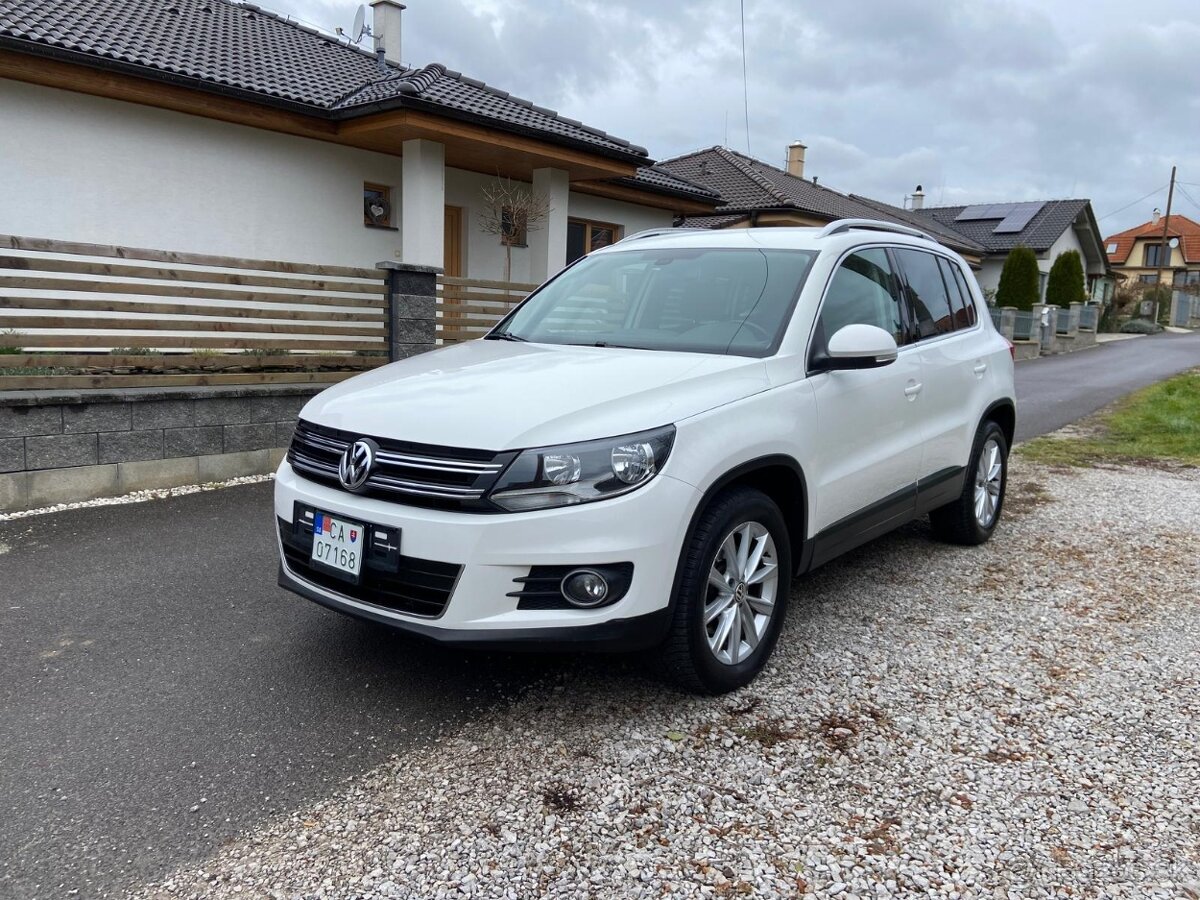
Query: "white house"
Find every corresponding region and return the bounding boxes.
[912,200,1112,302]
[0,0,717,281]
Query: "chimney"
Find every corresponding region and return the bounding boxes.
[1151,207,1162,226]
[911,184,925,210]
[370,0,405,66]
[786,141,806,179]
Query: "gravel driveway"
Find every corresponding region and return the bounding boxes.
[133,459,1200,900]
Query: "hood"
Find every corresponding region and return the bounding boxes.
[301,340,768,450]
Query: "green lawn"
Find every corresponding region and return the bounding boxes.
[1020,370,1200,467]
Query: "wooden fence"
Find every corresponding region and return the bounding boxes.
[0,235,388,390]
[437,275,535,344]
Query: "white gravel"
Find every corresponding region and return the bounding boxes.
[133,459,1200,900]
[0,473,274,522]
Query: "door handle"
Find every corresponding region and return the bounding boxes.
[973,363,988,375]
[903,382,923,397]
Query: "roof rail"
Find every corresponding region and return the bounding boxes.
[618,228,680,244]
[818,218,936,242]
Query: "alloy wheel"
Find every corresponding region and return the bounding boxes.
[703,521,779,666]
[974,437,1003,527]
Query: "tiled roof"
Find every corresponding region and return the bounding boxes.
[615,166,721,203]
[0,0,648,160]
[1103,214,1200,265]
[914,199,1093,254]
[658,147,985,254]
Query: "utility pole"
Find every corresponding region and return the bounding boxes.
[1154,165,1177,323]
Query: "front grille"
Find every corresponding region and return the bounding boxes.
[287,420,514,511]
[279,515,461,618]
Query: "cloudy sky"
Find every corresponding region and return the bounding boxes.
[273,0,1199,236]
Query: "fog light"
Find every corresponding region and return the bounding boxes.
[561,569,609,607]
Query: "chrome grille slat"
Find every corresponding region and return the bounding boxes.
[287,420,505,508]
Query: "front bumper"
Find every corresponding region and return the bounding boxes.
[274,460,700,647]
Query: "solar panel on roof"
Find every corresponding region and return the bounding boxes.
[956,203,1017,221]
[956,205,996,221]
[993,201,1045,234]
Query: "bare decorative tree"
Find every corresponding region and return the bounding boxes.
[477,177,552,283]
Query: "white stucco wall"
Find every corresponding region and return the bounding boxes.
[1,79,405,268]
[975,227,1091,302]
[2,78,678,281]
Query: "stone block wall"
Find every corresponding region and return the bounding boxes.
[0,385,325,512]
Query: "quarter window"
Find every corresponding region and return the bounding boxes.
[895,248,955,338]
[937,256,977,329]
[816,248,906,345]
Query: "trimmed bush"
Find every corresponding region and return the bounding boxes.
[995,246,1041,311]
[1044,250,1087,308]
[1119,318,1163,334]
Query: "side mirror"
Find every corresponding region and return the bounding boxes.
[821,323,898,370]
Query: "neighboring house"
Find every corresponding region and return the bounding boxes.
[0,0,718,280]
[914,200,1113,303]
[1103,214,1200,291]
[657,145,987,266]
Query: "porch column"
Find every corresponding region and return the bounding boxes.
[401,139,445,269]
[529,167,569,283]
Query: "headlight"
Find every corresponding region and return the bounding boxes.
[489,425,676,512]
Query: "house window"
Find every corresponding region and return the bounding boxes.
[501,206,528,247]
[364,182,394,228]
[1138,274,1159,284]
[1105,242,1118,254]
[566,218,620,264]
[1142,243,1170,266]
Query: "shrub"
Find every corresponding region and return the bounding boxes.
[0,328,21,354]
[1044,250,1087,308]
[1119,318,1162,334]
[995,246,1041,311]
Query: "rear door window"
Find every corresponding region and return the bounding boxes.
[936,256,974,330]
[894,248,955,339]
[950,263,978,328]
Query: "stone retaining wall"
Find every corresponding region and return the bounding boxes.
[0,384,325,511]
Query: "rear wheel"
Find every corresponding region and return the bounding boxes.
[663,487,791,694]
[929,420,1008,545]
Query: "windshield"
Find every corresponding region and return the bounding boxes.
[488,247,817,356]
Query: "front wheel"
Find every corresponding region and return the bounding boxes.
[929,420,1008,545]
[662,487,792,694]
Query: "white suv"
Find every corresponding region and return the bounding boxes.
[275,219,1015,693]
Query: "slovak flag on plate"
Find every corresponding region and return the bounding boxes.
[349,529,358,543]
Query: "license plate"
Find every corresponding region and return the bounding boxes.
[310,511,366,582]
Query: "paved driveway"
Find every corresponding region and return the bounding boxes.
[1,330,1196,897]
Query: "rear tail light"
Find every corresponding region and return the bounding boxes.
[1006,339,1015,361]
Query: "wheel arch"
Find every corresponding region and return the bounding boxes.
[670,455,810,612]
[981,398,1016,449]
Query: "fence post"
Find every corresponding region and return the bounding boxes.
[1068,302,1082,336]
[999,307,1017,340]
[377,261,442,362]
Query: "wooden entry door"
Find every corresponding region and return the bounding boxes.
[443,205,463,277]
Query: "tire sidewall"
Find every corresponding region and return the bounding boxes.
[681,490,792,693]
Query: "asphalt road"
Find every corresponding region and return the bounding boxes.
[1013,330,1200,442]
[1,330,1197,898]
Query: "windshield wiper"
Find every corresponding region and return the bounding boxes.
[485,332,528,342]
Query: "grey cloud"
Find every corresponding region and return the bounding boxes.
[273,0,1200,234]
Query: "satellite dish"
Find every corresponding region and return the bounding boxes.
[1169,237,1181,249]
[352,4,367,42]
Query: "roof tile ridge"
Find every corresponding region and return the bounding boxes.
[713,147,791,206]
[434,67,643,154]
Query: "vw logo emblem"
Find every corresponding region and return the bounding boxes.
[338,439,376,492]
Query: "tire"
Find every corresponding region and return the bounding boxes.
[929,419,1008,546]
[662,487,792,694]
